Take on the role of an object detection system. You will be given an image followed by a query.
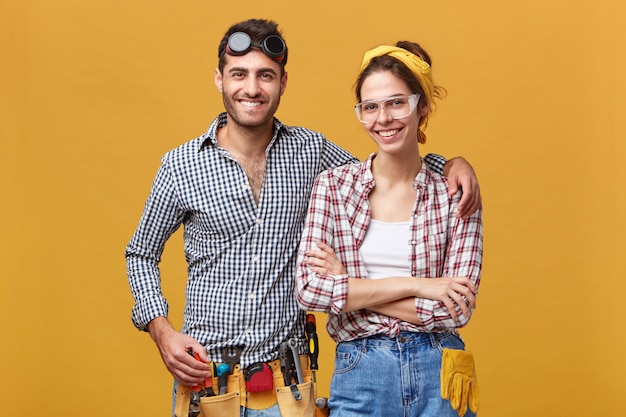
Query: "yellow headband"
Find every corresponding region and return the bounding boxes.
[360,45,434,108]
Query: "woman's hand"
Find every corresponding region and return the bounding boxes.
[304,242,347,276]
[415,277,477,321]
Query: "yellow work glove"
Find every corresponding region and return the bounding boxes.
[440,348,479,416]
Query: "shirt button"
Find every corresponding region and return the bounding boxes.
[252,255,259,262]
[248,292,256,300]
[411,271,416,276]
[256,218,263,225]
[411,240,417,245]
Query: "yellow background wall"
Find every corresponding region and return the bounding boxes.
[2,0,625,416]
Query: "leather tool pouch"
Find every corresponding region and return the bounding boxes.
[175,356,317,417]
[174,381,240,417]
[273,356,316,417]
[275,380,315,417]
[197,390,240,417]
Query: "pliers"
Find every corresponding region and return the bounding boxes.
[188,350,216,397]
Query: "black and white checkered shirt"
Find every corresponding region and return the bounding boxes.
[125,113,357,366]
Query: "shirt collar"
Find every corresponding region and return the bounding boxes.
[362,152,434,189]
[197,112,285,151]
[413,161,433,189]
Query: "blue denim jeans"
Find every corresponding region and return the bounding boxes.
[329,332,476,417]
[239,404,281,417]
[171,381,281,417]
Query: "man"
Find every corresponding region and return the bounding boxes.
[125,19,481,417]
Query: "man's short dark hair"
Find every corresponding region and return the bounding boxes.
[217,19,288,73]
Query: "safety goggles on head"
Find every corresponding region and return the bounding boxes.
[223,32,286,62]
[354,94,420,123]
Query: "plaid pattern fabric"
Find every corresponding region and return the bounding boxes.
[125,113,357,367]
[295,154,483,342]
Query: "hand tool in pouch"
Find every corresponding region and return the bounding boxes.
[187,350,216,397]
[216,363,230,395]
[244,362,274,392]
[287,338,304,384]
[219,346,242,395]
[279,341,301,400]
[305,314,319,371]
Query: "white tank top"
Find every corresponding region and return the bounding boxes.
[359,219,412,280]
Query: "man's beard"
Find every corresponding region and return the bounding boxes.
[222,94,281,129]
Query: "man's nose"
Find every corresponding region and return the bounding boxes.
[243,76,260,96]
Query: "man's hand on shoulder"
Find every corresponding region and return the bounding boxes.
[443,157,482,219]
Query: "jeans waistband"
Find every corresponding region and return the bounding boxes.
[349,331,451,350]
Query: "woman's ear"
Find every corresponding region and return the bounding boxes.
[418,99,430,117]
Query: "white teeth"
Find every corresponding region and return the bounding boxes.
[379,129,399,137]
[241,101,261,107]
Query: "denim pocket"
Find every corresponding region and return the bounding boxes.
[333,342,362,374]
[435,333,466,354]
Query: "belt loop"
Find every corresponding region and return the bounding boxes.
[428,332,440,349]
[361,337,368,352]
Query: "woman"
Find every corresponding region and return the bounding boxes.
[295,41,482,417]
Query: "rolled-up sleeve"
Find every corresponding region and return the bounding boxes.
[125,159,185,331]
[416,200,483,331]
[295,173,350,315]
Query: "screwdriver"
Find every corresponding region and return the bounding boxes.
[216,363,230,395]
[305,314,319,370]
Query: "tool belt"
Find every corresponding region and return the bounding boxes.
[174,354,317,417]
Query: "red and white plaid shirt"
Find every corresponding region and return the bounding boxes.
[295,154,483,342]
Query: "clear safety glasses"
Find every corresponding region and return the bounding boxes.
[354,94,420,123]
[223,32,286,62]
